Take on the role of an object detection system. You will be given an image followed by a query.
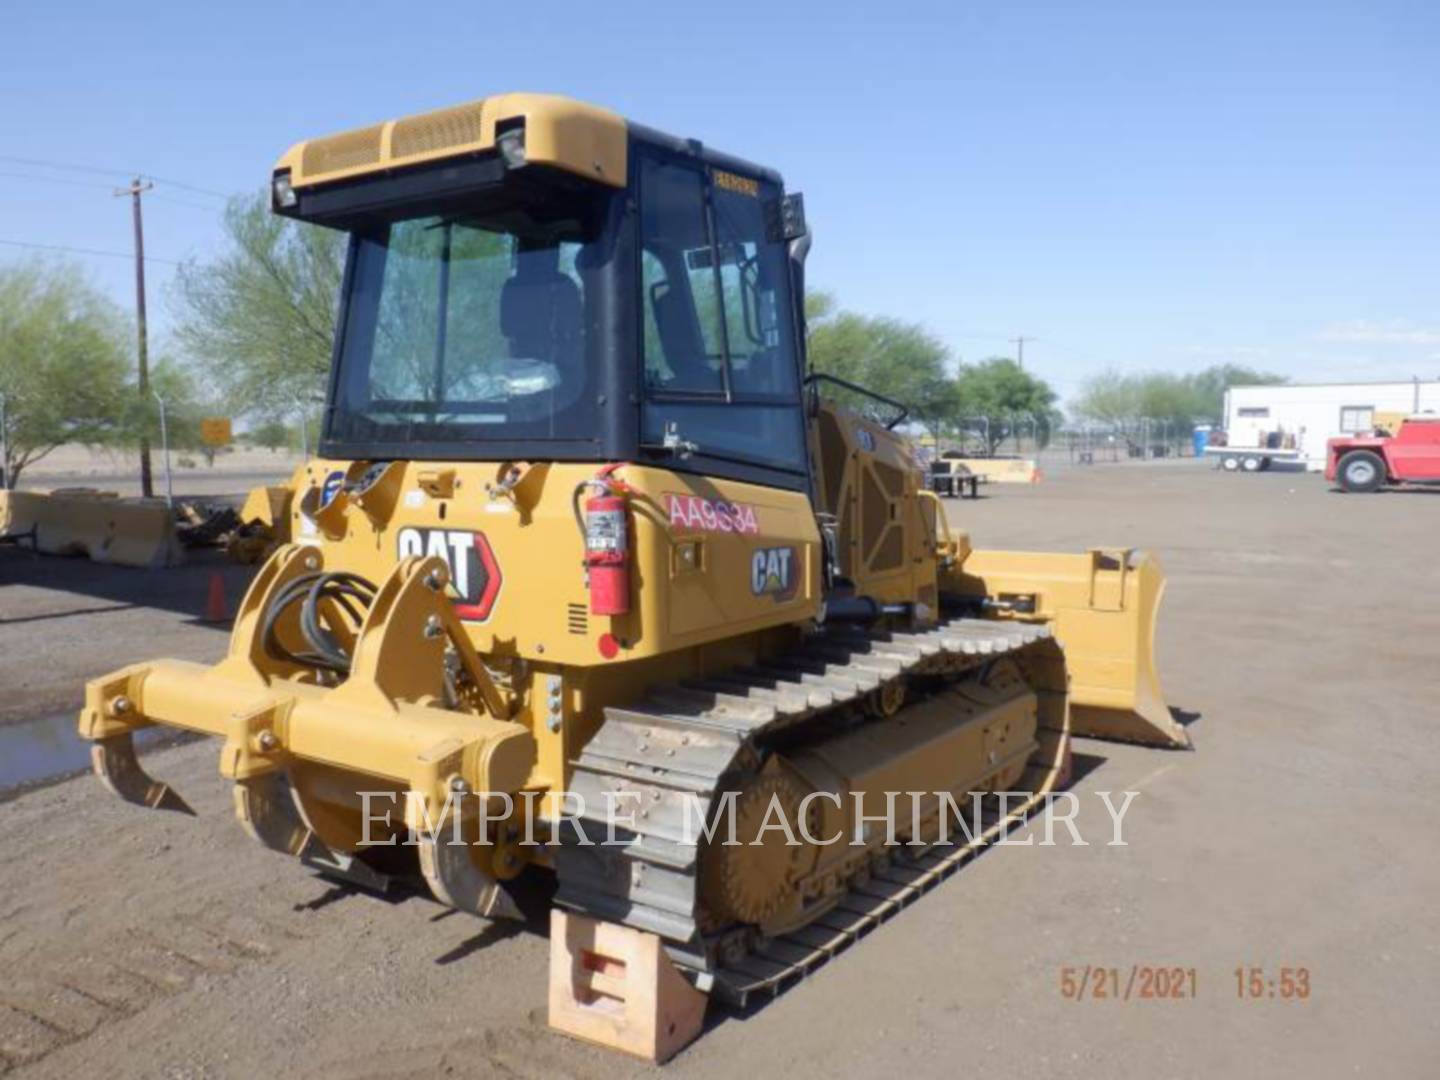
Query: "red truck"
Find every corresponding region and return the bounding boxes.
[1327,417,1440,492]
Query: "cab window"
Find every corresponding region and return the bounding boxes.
[640,161,725,394]
[638,152,805,475]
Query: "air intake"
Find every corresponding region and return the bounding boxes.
[301,123,384,177]
[390,101,486,161]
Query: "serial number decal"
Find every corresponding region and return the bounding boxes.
[665,493,760,536]
[396,526,502,621]
[713,169,760,197]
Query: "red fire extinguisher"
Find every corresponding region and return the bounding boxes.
[583,470,630,616]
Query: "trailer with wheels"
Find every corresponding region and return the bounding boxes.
[1203,445,1303,473]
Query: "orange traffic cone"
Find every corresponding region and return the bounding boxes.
[204,570,229,623]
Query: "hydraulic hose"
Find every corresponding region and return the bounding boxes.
[260,570,378,674]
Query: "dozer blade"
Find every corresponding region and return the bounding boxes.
[953,547,1190,749]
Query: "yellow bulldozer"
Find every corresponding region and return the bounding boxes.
[78,93,1186,1060]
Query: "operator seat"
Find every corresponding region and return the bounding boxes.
[499,255,583,371]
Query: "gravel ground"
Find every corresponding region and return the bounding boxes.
[0,548,256,729]
[0,461,1435,1078]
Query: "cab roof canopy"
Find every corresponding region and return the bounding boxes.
[274,92,784,208]
[274,92,630,192]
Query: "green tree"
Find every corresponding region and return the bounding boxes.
[804,289,837,325]
[110,359,208,464]
[806,297,951,433]
[1073,364,1287,431]
[953,357,1059,453]
[0,259,132,486]
[248,419,295,453]
[173,190,343,411]
[1184,364,1287,424]
[1070,369,1141,426]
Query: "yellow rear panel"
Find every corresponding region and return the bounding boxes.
[285,459,821,667]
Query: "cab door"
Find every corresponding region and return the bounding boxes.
[634,147,810,492]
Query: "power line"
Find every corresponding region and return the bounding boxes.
[0,154,230,201]
[0,237,180,265]
[0,153,133,179]
[144,174,230,201]
[0,170,119,190]
[0,170,225,213]
[148,191,224,213]
[0,168,222,216]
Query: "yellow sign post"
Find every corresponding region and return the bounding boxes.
[199,418,233,447]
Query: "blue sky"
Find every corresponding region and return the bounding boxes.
[2,0,1436,405]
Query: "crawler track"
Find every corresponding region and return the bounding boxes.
[554,616,1069,1005]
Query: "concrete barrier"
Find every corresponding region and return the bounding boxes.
[945,457,1041,484]
[0,489,183,568]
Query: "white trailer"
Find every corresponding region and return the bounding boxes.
[1222,379,1440,471]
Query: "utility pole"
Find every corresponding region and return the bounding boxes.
[1011,335,1027,371]
[116,177,155,497]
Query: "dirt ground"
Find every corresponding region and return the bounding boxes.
[1,461,1437,1078]
[0,549,259,730]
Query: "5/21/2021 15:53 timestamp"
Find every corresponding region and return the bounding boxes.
[1059,966,1312,1002]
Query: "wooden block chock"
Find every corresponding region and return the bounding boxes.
[548,909,708,1063]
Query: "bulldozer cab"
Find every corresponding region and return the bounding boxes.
[276,111,813,496]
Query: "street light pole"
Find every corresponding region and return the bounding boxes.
[295,396,310,459]
[152,390,174,508]
[0,391,8,490]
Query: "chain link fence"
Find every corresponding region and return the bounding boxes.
[916,415,1203,470]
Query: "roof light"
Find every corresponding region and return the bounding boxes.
[272,171,298,209]
[497,128,527,170]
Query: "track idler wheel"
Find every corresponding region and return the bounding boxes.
[91,733,194,815]
[699,759,816,934]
